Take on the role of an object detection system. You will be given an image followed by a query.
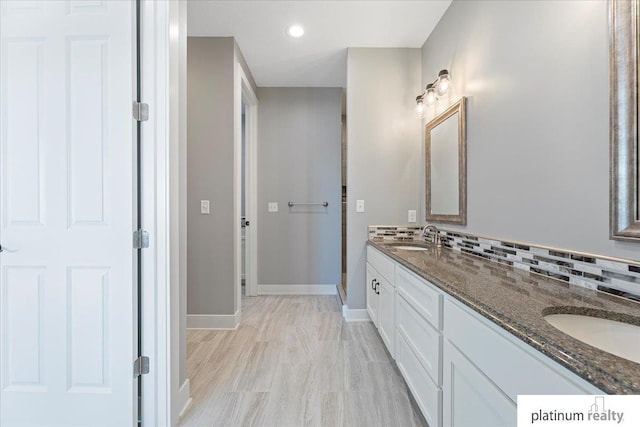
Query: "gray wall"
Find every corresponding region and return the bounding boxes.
[257,87,343,286]
[421,0,639,261]
[187,36,257,318]
[187,37,236,315]
[346,48,422,310]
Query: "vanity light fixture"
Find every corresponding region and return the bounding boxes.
[415,69,452,116]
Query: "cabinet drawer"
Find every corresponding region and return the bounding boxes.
[444,298,602,400]
[397,333,441,427]
[367,246,395,285]
[397,294,441,384]
[396,266,442,330]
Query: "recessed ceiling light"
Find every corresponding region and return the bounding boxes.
[287,25,304,38]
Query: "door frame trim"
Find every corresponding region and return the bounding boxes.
[139,0,172,425]
[237,64,259,299]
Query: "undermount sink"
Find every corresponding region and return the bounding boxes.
[544,313,640,364]
[393,245,429,251]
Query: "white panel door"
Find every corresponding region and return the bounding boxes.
[0,1,136,426]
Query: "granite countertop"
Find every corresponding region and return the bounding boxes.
[368,239,640,394]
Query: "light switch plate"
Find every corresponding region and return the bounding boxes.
[268,202,278,212]
[408,210,417,223]
[356,200,365,213]
[200,200,210,214]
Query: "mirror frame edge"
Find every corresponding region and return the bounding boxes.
[610,0,640,241]
[425,96,467,225]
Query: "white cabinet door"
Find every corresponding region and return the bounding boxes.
[377,279,395,357]
[443,341,516,427]
[0,1,136,426]
[366,263,379,327]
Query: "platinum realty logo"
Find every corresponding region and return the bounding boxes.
[529,397,623,423]
[518,396,640,426]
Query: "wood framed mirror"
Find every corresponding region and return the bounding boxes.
[425,97,467,225]
[610,0,640,241]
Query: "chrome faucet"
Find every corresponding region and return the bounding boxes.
[422,224,442,248]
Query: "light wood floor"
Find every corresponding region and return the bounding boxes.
[180,295,427,427]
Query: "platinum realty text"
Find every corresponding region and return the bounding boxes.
[530,409,624,424]
[518,396,640,427]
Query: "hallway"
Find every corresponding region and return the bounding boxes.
[180,295,426,426]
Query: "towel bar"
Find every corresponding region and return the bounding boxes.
[287,201,329,207]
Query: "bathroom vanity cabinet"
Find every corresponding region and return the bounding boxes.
[366,246,396,356]
[366,244,603,427]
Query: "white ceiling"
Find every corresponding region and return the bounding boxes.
[187,0,452,87]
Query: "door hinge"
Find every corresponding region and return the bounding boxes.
[133,102,149,121]
[133,230,149,249]
[133,356,150,377]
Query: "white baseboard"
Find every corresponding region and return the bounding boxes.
[258,284,337,295]
[177,379,192,420]
[342,305,371,322]
[187,311,240,329]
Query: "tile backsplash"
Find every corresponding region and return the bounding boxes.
[368,225,424,241]
[368,225,640,302]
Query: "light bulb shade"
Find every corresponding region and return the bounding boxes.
[436,69,451,96]
[415,97,425,117]
[425,83,438,104]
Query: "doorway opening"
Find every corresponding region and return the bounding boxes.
[340,89,348,304]
[241,103,247,294]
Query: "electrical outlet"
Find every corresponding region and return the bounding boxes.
[408,210,417,223]
[356,200,365,213]
[268,202,278,212]
[200,200,210,214]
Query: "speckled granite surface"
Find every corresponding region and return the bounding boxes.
[368,240,640,394]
